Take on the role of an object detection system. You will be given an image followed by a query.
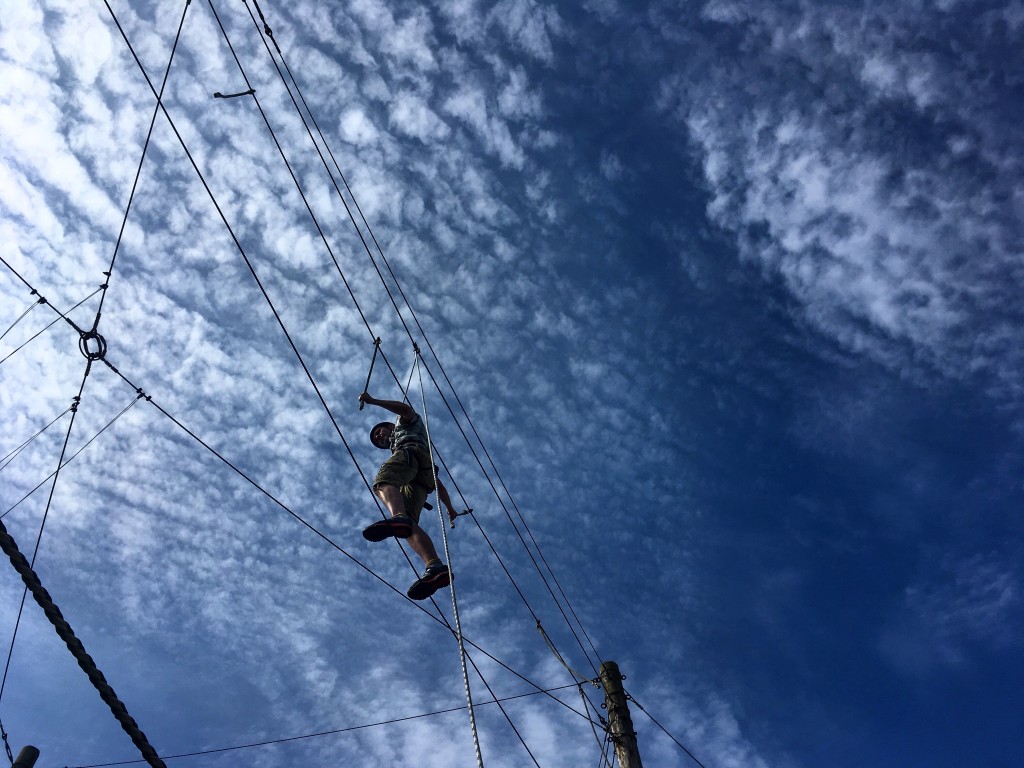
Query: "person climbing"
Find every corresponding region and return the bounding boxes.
[359,390,456,600]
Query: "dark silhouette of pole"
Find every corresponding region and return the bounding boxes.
[600,661,643,768]
[13,746,40,768]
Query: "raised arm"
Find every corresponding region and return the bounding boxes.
[359,392,415,423]
[436,477,458,524]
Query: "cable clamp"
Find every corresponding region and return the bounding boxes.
[213,88,255,100]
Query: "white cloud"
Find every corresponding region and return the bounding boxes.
[389,91,451,142]
[661,3,1024,412]
[339,107,380,145]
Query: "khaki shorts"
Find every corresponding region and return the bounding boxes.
[373,445,435,524]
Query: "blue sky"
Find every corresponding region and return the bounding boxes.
[1,1,1022,766]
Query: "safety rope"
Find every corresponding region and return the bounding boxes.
[415,353,485,768]
[0,517,165,767]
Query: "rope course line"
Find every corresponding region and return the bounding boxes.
[253,26,606,671]
[0,717,11,765]
[0,288,101,367]
[43,4,619,766]
[98,359,592,723]
[416,355,485,768]
[0,362,94,708]
[2,394,144,521]
[0,296,43,343]
[89,0,193,333]
[0,407,71,474]
[232,10,615,764]
[63,683,581,768]
[96,12,573,765]
[0,256,89,338]
[242,0,603,681]
[189,20,559,760]
[0,516,166,768]
[99,0,395,528]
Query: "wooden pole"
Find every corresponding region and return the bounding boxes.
[599,660,643,768]
[13,746,39,768]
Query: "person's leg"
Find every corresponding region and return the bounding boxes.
[406,525,440,566]
[375,484,408,518]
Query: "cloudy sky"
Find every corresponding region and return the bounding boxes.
[1,0,1022,766]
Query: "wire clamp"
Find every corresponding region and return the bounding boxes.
[213,88,255,100]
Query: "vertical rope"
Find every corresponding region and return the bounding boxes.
[415,354,484,768]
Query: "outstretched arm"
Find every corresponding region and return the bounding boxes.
[437,477,458,524]
[359,392,415,422]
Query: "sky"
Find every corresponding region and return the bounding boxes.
[1,0,1022,766]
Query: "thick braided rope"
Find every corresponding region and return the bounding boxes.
[0,518,166,768]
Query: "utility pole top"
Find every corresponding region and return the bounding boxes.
[600,660,644,768]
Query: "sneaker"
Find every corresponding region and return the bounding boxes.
[362,515,414,542]
[407,562,452,600]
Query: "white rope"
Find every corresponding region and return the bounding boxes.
[415,352,485,768]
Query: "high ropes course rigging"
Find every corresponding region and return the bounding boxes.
[0,1,704,766]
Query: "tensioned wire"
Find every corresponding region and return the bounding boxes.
[0,261,559,766]
[0,5,196,763]
[240,0,604,679]
[0,406,71,473]
[0,359,93,709]
[0,296,42,343]
[228,0,601,714]
[237,0,610,733]
[64,683,581,768]
[0,288,101,367]
[0,5,490,763]
[2,394,143,520]
[98,0,612,761]
[92,7,547,764]
[101,356,585,745]
[0,4,612,764]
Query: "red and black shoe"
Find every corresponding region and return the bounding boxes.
[407,562,452,600]
[362,515,414,542]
